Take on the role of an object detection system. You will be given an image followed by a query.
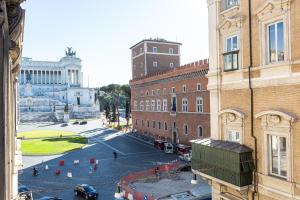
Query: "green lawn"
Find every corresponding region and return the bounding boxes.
[17,130,76,139]
[21,136,87,155]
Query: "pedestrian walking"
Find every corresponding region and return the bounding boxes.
[113,151,117,159]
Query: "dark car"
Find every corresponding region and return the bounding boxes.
[74,184,98,199]
[18,184,32,199]
[79,121,87,125]
[72,121,79,125]
[61,123,68,127]
[38,197,62,200]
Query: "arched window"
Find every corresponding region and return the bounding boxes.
[197,125,203,138]
[183,124,188,135]
[164,122,168,131]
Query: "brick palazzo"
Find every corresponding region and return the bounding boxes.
[130,57,210,145]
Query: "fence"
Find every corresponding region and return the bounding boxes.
[118,160,182,200]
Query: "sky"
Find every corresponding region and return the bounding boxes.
[22,0,208,88]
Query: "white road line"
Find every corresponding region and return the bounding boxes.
[97,140,126,156]
[122,135,155,149]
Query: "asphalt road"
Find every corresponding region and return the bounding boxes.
[19,121,178,200]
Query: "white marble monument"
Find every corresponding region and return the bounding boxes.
[18,48,100,122]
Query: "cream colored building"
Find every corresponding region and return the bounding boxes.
[192,0,300,199]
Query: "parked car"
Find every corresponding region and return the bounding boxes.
[61,123,68,127]
[74,184,98,199]
[18,184,32,199]
[79,121,88,125]
[154,140,166,150]
[72,121,79,125]
[38,197,62,200]
[179,151,192,162]
[164,143,174,154]
[175,144,191,155]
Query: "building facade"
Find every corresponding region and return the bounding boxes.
[130,48,210,144]
[0,0,25,199]
[19,49,99,122]
[192,0,300,200]
[130,38,181,79]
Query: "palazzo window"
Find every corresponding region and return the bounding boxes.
[133,101,138,111]
[196,83,202,91]
[164,122,168,131]
[157,100,161,111]
[268,21,284,63]
[172,87,175,93]
[227,130,240,143]
[158,121,161,129]
[153,47,157,53]
[171,96,177,112]
[220,110,245,145]
[183,124,188,135]
[182,85,186,93]
[163,99,167,111]
[224,35,239,71]
[196,97,203,113]
[152,121,156,129]
[151,100,156,111]
[146,100,150,111]
[156,89,160,95]
[268,135,287,178]
[198,126,203,138]
[256,111,294,181]
[147,120,150,128]
[140,101,144,111]
[182,98,188,112]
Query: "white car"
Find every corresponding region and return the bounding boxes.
[164,143,174,154]
[179,152,192,162]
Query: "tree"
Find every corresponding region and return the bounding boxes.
[120,84,131,126]
[96,84,131,128]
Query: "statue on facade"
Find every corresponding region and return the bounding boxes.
[65,47,76,57]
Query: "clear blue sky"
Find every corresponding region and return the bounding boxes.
[22,0,208,88]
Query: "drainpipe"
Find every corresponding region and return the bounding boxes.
[248,0,258,199]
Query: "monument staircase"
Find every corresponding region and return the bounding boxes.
[19,112,58,123]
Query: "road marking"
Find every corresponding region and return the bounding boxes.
[97,140,126,156]
[122,135,156,149]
